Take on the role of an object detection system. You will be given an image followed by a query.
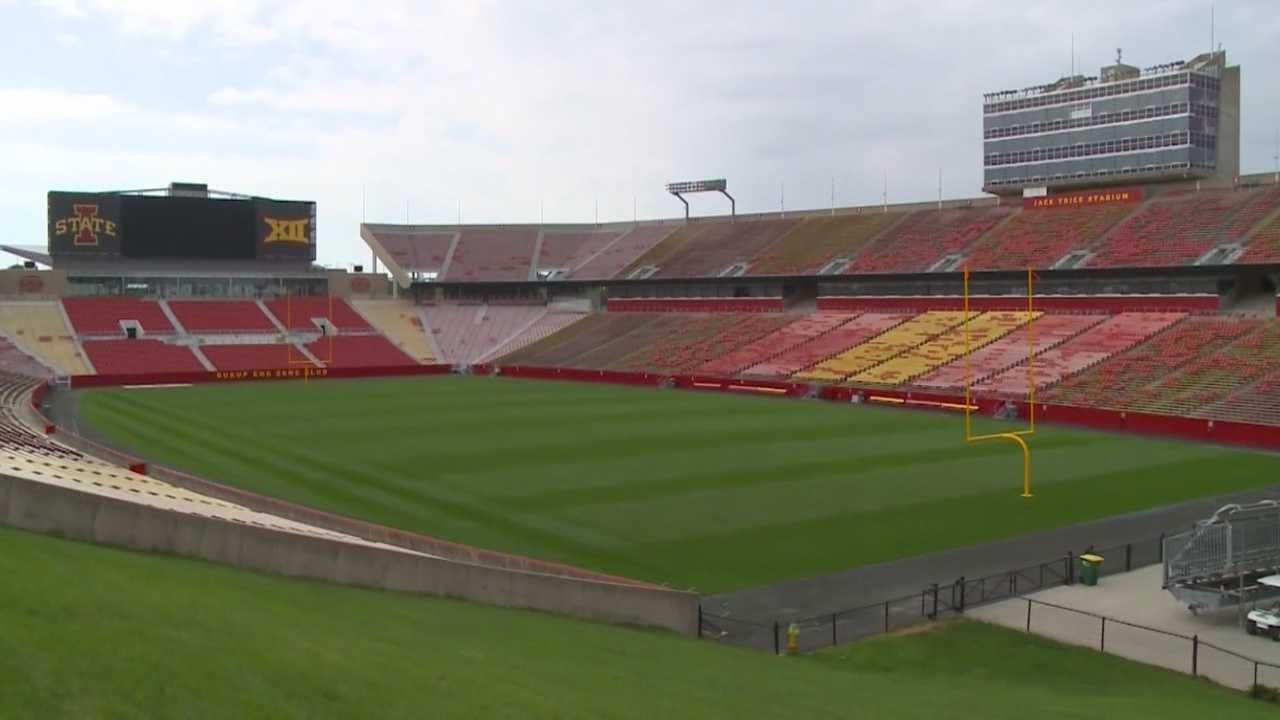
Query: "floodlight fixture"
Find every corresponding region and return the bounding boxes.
[666,178,734,223]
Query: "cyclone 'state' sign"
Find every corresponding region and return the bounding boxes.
[55,204,117,246]
[48,192,123,255]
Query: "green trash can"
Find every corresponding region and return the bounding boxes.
[1079,553,1104,587]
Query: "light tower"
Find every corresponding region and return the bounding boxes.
[666,179,735,224]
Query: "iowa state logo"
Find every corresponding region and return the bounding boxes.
[18,275,44,293]
[54,204,117,246]
[264,217,311,245]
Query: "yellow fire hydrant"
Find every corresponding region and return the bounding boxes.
[786,622,800,656]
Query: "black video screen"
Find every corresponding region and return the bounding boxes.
[121,196,256,259]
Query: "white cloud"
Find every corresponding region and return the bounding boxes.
[5,0,1280,271]
[0,88,127,123]
[34,0,84,18]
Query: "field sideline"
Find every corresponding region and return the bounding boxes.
[78,376,1279,593]
[0,526,1271,719]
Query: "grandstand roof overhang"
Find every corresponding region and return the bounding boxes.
[0,245,52,267]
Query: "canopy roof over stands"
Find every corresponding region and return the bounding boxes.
[0,245,51,267]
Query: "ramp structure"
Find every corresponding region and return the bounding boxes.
[1163,501,1280,612]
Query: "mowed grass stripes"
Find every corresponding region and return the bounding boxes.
[80,376,1279,592]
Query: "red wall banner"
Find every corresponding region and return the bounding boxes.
[1023,187,1143,210]
[69,363,453,389]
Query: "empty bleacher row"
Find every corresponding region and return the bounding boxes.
[623,219,800,279]
[489,304,1280,427]
[9,298,424,374]
[974,313,1185,395]
[849,311,1034,386]
[848,207,1012,273]
[697,313,850,376]
[421,304,546,364]
[612,314,792,373]
[913,314,1106,392]
[168,300,277,333]
[1082,186,1280,268]
[36,298,601,373]
[363,186,1280,280]
[0,302,90,376]
[744,313,907,378]
[965,202,1138,270]
[18,290,1280,428]
[797,311,968,382]
[1043,316,1255,407]
[445,228,540,282]
[0,371,440,556]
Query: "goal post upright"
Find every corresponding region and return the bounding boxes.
[962,266,1037,498]
[285,292,334,381]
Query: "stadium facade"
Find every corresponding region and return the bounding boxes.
[982,49,1240,195]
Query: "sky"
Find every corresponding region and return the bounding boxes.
[1,0,1278,268]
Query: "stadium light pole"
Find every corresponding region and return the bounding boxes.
[780,181,785,218]
[665,179,734,224]
[1273,127,1279,183]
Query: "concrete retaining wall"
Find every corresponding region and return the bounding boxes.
[0,471,699,635]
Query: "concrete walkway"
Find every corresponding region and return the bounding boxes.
[971,566,1280,691]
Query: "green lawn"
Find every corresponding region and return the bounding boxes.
[78,376,1279,592]
[0,526,1270,720]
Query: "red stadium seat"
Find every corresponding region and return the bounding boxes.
[82,340,204,375]
[168,300,276,333]
[63,298,174,336]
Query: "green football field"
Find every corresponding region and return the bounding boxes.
[1,526,1270,719]
[79,376,1278,592]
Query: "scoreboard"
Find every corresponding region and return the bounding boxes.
[47,191,316,261]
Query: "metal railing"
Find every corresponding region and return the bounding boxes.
[699,534,1167,653]
[1021,597,1280,692]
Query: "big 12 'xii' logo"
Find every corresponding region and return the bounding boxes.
[264,217,310,245]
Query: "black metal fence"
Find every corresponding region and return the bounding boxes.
[1022,597,1280,691]
[699,533,1169,654]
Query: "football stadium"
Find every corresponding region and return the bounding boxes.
[5,13,1280,718]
